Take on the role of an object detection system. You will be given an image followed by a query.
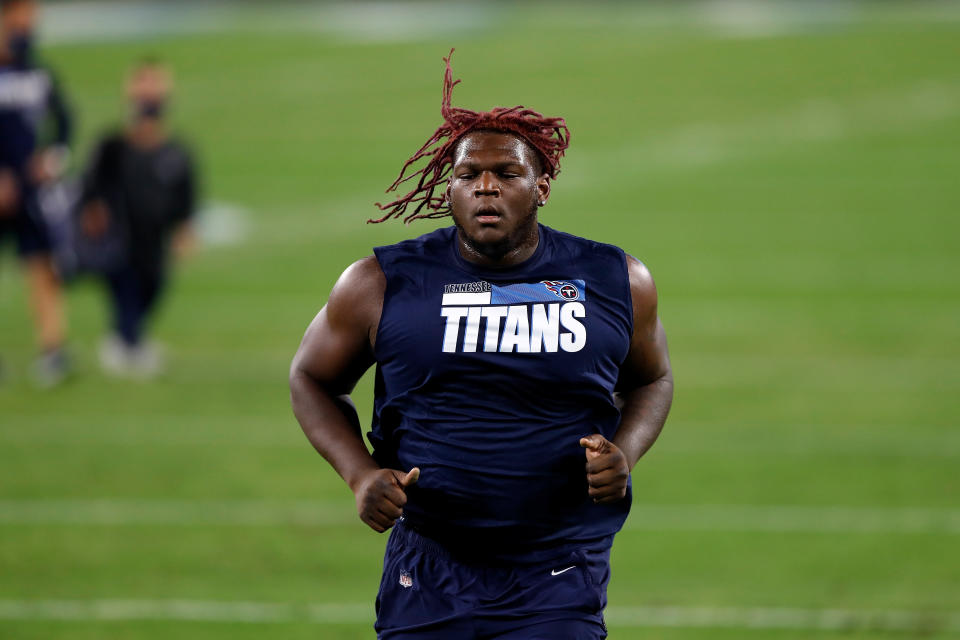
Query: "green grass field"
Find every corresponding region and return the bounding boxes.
[1,2,958,638]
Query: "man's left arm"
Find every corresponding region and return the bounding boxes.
[581,255,673,504]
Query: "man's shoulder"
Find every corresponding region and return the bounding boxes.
[340,255,385,287]
[373,225,454,263]
[544,224,628,263]
[546,225,654,309]
[375,225,453,249]
[327,255,386,314]
[86,129,127,173]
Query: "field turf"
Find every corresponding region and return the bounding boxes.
[1,3,958,638]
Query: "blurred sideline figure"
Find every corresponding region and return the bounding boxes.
[0,0,73,386]
[79,58,196,378]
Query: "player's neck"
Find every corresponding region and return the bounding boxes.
[455,219,540,269]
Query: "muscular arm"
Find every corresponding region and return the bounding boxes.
[290,256,383,490]
[612,255,673,468]
[581,255,673,503]
[289,256,418,532]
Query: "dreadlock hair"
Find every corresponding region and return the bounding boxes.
[369,49,570,224]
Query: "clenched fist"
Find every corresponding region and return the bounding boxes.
[580,434,629,504]
[353,467,420,533]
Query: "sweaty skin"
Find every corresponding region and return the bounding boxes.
[290,130,673,531]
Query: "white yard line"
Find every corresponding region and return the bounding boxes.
[0,599,957,632]
[0,500,957,534]
[0,500,352,527]
[624,504,960,535]
[2,424,958,459]
[603,605,960,632]
[0,599,370,624]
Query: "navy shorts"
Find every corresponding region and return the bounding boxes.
[375,519,609,639]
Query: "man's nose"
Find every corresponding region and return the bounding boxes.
[474,172,500,197]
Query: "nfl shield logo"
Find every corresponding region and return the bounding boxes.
[399,570,413,588]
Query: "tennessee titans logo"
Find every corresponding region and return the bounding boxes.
[541,280,580,301]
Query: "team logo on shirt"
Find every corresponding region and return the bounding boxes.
[542,280,580,301]
[439,280,587,354]
[398,570,413,588]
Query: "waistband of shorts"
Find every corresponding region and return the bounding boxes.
[392,517,454,560]
[392,517,613,567]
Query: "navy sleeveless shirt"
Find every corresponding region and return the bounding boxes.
[370,224,634,562]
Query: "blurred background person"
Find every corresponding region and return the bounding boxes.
[0,0,72,386]
[79,57,196,378]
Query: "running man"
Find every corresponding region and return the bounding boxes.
[290,51,673,639]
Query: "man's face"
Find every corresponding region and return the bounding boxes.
[447,130,549,258]
[1,0,36,40]
[126,65,172,107]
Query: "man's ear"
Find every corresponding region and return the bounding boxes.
[536,174,551,207]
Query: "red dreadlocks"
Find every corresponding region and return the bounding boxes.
[369,49,571,224]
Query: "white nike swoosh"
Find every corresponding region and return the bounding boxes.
[551,566,576,576]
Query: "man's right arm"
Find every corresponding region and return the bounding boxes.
[289,256,418,532]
